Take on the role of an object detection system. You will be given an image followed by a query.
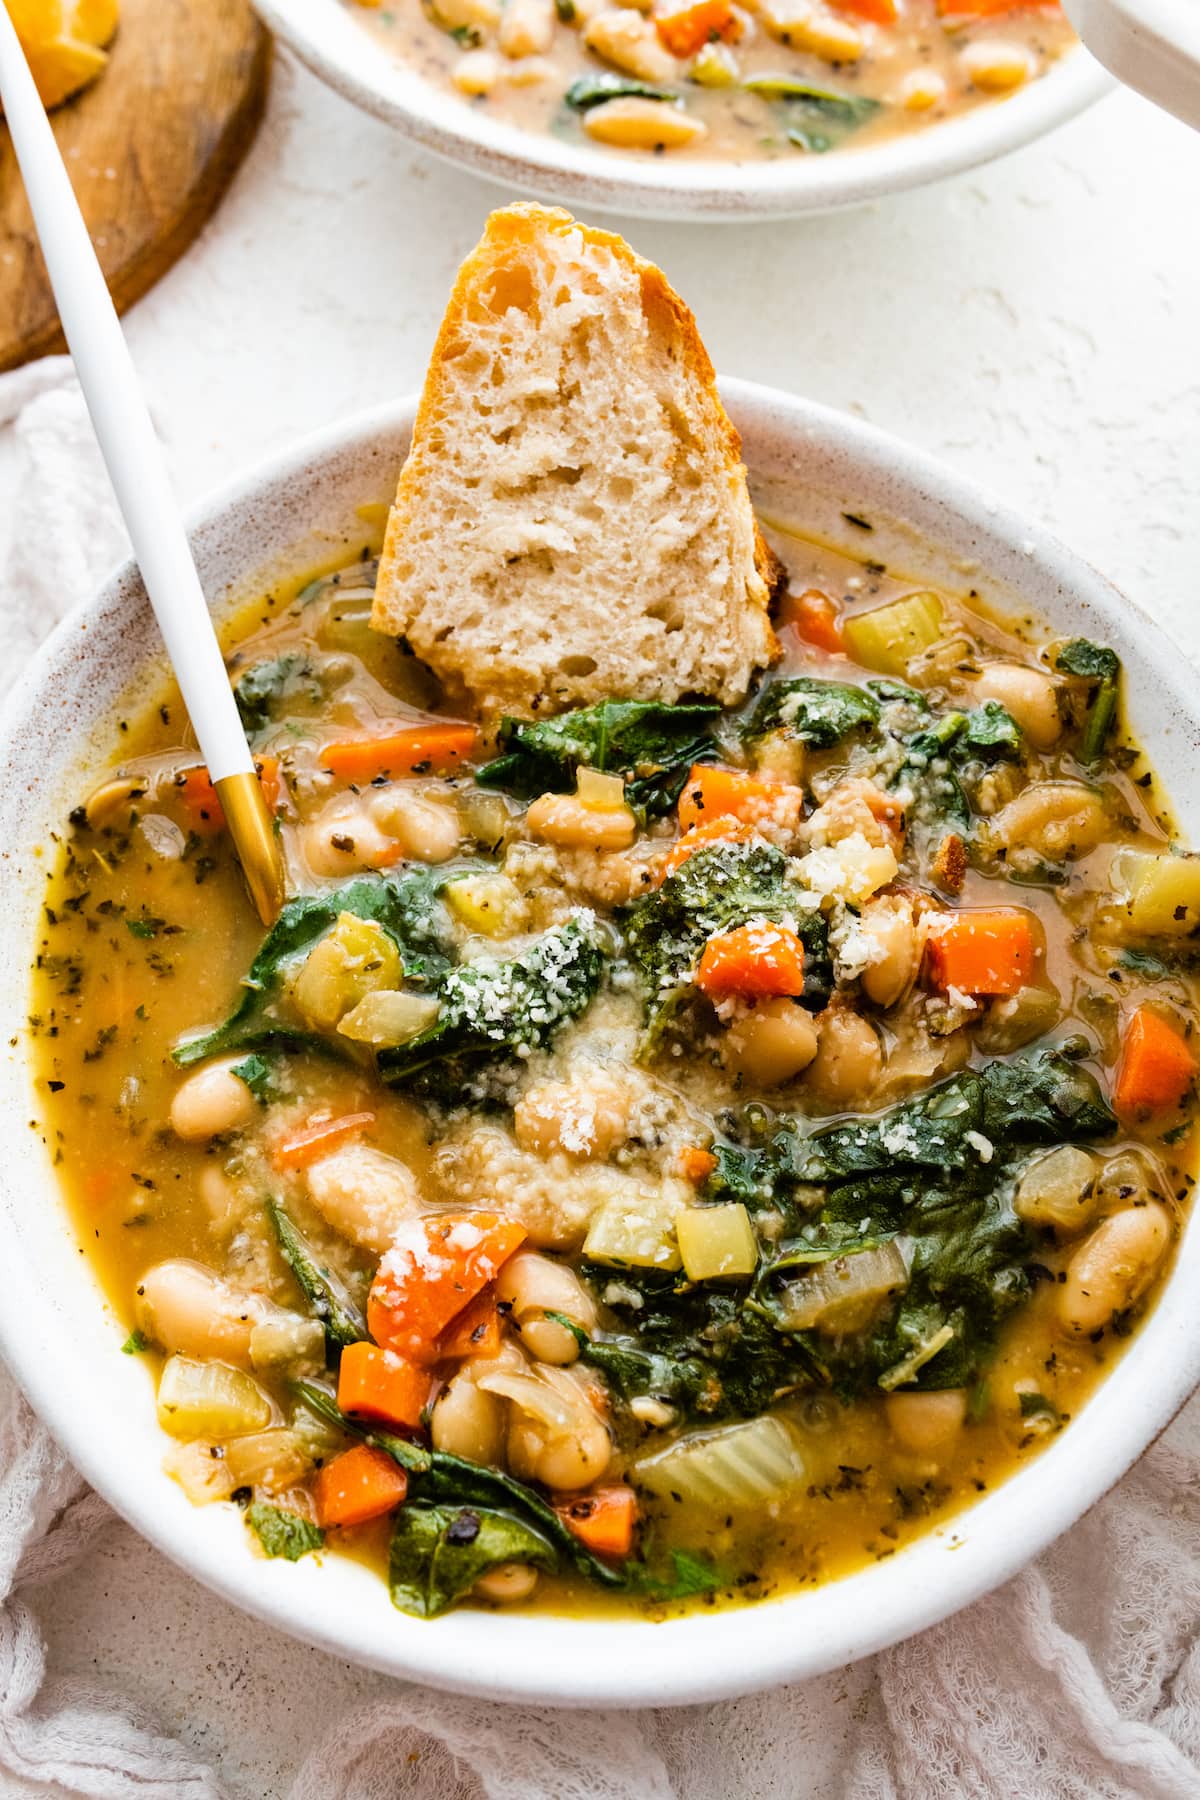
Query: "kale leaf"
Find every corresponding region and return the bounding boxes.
[565,71,678,108]
[231,1053,273,1102]
[233,654,324,736]
[621,841,832,1044]
[377,917,605,1100]
[388,1504,556,1618]
[246,1502,324,1561]
[476,699,720,819]
[1055,638,1121,763]
[961,702,1022,761]
[266,1199,366,1351]
[172,870,454,1067]
[743,677,880,749]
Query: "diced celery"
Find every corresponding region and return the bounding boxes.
[1113,850,1200,938]
[584,1190,682,1271]
[157,1355,272,1440]
[773,1242,907,1335]
[634,1415,805,1509]
[162,1440,236,1505]
[336,988,440,1047]
[676,1204,758,1281]
[575,768,628,811]
[291,914,402,1031]
[843,591,944,677]
[249,1314,327,1371]
[223,1427,313,1491]
[1014,1145,1099,1231]
[445,872,528,939]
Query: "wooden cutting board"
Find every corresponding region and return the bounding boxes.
[0,0,271,372]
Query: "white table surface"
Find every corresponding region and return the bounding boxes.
[17,44,1200,1800]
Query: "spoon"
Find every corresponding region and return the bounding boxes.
[0,8,286,925]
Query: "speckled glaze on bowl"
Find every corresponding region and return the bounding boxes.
[2,384,1198,1707]
[251,0,1112,220]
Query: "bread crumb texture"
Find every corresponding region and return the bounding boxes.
[373,203,777,717]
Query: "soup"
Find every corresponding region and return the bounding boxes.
[345,0,1075,162]
[31,530,1200,1620]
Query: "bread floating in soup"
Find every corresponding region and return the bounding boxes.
[31,210,1198,1619]
[342,0,1076,163]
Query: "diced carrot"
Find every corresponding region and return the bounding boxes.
[368,1212,527,1362]
[695,921,806,1000]
[656,819,754,885]
[925,909,1036,997]
[1113,1005,1197,1118]
[678,1146,718,1184]
[438,1287,502,1361]
[677,765,799,833]
[778,588,845,655]
[336,1341,431,1430]
[553,1486,638,1559]
[654,0,737,57]
[315,1444,408,1529]
[176,757,281,836]
[830,0,897,18]
[321,725,478,785]
[272,1111,376,1171]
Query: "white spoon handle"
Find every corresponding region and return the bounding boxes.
[0,6,252,784]
[1065,0,1200,132]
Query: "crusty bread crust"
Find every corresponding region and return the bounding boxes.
[373,203,779,717]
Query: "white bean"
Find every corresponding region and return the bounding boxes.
[990,782,1107,864]
[137,1261,263,1365]
[368,790,460,863]
[1059,1201,1172,1335]
[497,1251,597,1364]
[513,1071,630,1159]
[961,38,1034,92]
[885,1389,967,1453]
[583,10,677,79]
[170,1059,257,1141]
[806,1011,882,1110]
[524,789,638,850]
[972,663,1062,750]
[499,0,555,55]
[453,48,502,93]
[432,1367,508,1464]
[859,896,921,1009]
[305,1143,422,1253]
[723,999,818,1087]
[583,96,708,148]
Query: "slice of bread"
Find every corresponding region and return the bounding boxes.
[372,204,779,718]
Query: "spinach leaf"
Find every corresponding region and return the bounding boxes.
[892,712,972,833]
[565,71,678,108]
[267,1200,366,1350]
[622,842,832,1043]
[623,1548,726,1599]
[477,699,720,820]
[233,654,323,736]
[378,917,605,1100]
[292,1380,627,1590]
[231,1053,274,1102]
[1055,638,1121,763]
[744,76,880,151]
[172,870,453,1067]
[246,1502,324,1561]
[743,677,880,749]
[961,702,1022,761]
[388,1504,557,1618]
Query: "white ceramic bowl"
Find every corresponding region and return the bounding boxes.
[2,383,1198,1706]
[253,0,1112,220]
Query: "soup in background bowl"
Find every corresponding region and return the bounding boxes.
[2,384,1199,1704]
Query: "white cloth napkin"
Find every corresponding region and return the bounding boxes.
[4,364,1200,1800]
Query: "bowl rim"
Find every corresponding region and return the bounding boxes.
[2,380,1200,1708]
[252,0,1113,220]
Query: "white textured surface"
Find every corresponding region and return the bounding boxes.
[19,47,1200,1799]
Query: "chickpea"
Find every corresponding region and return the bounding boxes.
[1058,1201,1172,1336]
[474,1563,540,1603]
[170,1059,257,1141]
[723,999,818,1088]
[513,1071,630,1160]
[859,896,921,1010]
[806,1010,883,1110]
[497,1251,597,1364]
[432,1366,508,1464]
[990,782,1107,866]
[972,663,1063,750]
[524,790,637,851]
[885,1389,967,1454]
[305,1143,421,1253]
[136,1260,263,1365]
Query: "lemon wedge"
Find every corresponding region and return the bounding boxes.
[5,0,119,110]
